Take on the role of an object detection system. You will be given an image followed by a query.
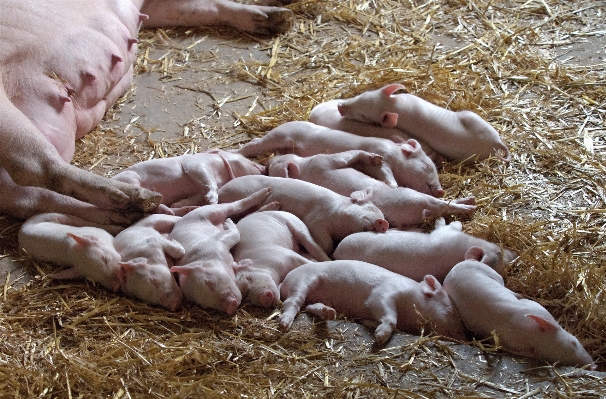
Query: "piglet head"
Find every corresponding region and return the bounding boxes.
[419,275,467,341]
[523,314,595,369]
[345,194,389,235]
[66,233,122,293]
[234,259,279,307]
[172,262,242,315]
[399,141,444,197]
[117,258,183,311]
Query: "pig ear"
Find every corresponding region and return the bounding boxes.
[381,112,398,129]
[66,233,96,247]
[464,246,485,261]
[170,265,191,276]
[116,262,135,285]
[286,163,300,179]
[526,314,558,333]
[421,275,442,297]
[381,83,406,97]
[48,267,82,280]
[350,187,373,203]
[400,139,421,156]
[233,259,253,273]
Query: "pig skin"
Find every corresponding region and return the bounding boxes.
[17,213,122,292]
[309,99,445,164]
[232,210,331,307]
[268,151,476,228]
[169,188,272,315]
[333,217,518,281]
[279,260,467,344]
[443,258,595,369]
[113,214,185,311]
[218,175,389,255]
[0,0,292,226]
[235,120,443,197]
[335,83,510,162]
[112,149,266,209]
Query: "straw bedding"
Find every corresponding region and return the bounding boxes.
[1,0,605,397]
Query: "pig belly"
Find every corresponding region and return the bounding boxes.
[0,0,142,159]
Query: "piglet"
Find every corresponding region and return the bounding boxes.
[18,213,122,292]
[268,151,476,228]
[113,214,185,311]
[443,255,595,369]
[169,188,272,315]
[334,217,517,281]
[309,99,443,163]
[236,120,443,196]
[218,175,389,255]
[279,260,467,344]
[335,84,510,162]
[112,149,265,211]
[232,210,331,307]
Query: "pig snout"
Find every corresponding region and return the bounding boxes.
[373,219,389,233]
[223,296,240,316]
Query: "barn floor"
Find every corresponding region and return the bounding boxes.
[1,0,605,397]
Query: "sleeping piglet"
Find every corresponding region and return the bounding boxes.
[112,149,265,211]
[113,214,185,311]
[18,213,122,292]
[443,256,595,369]
[268,151,476,228]
[309,99,443,164]
[169,188,272,315]
[335,84,510,162]
[279,260,467,344]
[218,175,389,255]
[334,217,517,281]
[232,210,331,307]
[236,120,443,197]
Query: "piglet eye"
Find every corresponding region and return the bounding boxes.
[362,227,368,232]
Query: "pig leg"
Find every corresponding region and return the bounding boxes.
[0,171,134,231]
[287,221,331,262]
[206,187,272,226]
[161,238,186,260]
[305,303,338,320]
[140,0,293,36]
[279,277,319,331]
[0,91,161,218]
[365,294,398,344]
[221,218,241,249]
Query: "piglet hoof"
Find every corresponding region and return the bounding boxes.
[373,323,395,345]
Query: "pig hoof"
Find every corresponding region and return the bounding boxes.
[139,191,163,213]
[265,9,293,35]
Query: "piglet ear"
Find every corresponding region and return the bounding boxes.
[116,262,134,285]
[350,187,373,203]
[381,83,406,97]
[170,266,191,276]
[233,259,253,273]
[287,162,300,179]
[400,139,421,156]
[526,314,558,333]
[421,275,442,297]
[381,112,398,129]
[66,233,96,247]
[48,267,82,280]
[464,246,485,261]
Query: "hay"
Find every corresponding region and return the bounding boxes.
[1,0,605,396]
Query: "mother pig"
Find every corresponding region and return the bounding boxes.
[0,0,292,226]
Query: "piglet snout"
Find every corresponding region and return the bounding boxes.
[260,290,276,307]
[223,297,240,316]
[373,219,389,233]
